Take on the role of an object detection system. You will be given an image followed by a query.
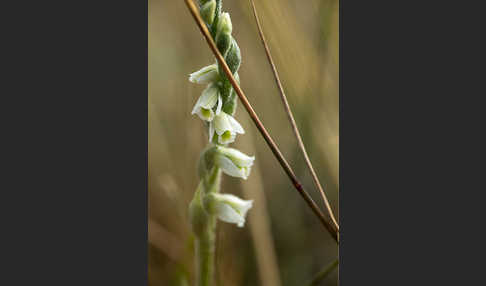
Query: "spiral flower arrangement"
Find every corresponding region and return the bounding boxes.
[188,1,254,285]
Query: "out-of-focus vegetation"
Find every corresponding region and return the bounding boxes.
[148,0,339,285]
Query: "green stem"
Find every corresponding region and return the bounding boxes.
[204,166,221,193]
[195,215,216,286]
[307,258,338,286]
[194,167,221,286]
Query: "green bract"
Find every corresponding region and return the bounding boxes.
[200,0,216,25]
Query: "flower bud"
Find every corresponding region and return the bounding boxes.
[203,193,253,227]
[216,33,232,57]
[215,13,233,56]
[217,12,232,37]
[198,145,217,179]
[200,0,216,25]
[225,38,241,74]
[189,64,219,84]
[191,83,222,122]
[209,112,244,144]
[215,146,254,179]
[220,72,239,115]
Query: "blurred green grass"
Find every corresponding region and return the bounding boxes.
[149,0,339,285]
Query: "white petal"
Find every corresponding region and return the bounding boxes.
[215,95,222,115]
[199,85,219,109]
[195,70,218,84]
[228,115,245,134]
[209,122,215,142]
[192,85,219,122]
[217,194,253,215]
[242,166,252,179]
[189,64,219,84]
[213,193,253,227]
[237,199,253,218]
[191,106,200,115]
[191,96,203,115]
[213,112,244,138]
[219,147,254,167]
[215,203,245,226]
[213,112,232,135]
[216,154,245,178]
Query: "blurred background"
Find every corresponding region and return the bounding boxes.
[148,0,339,285]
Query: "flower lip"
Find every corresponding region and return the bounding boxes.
[218,130,236,145]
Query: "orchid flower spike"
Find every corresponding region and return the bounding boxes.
[204,193,253,227]
[209,112,244,144]
[215,146,254,179]
[189,64,219,84]
[192,83,222,122]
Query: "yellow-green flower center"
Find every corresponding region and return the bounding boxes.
[221,131,232,142]
[201,108,212,118]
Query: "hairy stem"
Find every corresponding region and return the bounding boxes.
[195,216,216,286]
[191,168,221,286]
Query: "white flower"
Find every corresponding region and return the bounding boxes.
[189,64,219,84]
[205,193,253,227]
[209,112,244,144]
[215,146,254,179]
[191,84,222,122]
